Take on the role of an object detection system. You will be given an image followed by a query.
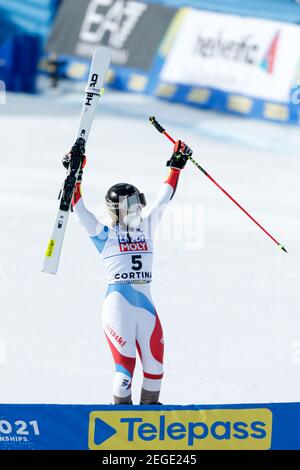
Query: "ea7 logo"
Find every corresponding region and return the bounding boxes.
[85,73,99,106]
[79,0,147,49]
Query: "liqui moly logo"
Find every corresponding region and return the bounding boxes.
[118,234,148,252]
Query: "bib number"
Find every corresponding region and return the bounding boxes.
[132,255,142,271]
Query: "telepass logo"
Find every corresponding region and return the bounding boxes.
[88,408,272,450]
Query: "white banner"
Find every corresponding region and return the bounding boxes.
[160,9,300,102]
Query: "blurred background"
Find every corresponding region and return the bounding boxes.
[1,0,300,122]
[1,1,300,406]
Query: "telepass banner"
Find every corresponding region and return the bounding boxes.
[0,403,300,450]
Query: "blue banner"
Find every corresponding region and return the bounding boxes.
[0,403,300,450]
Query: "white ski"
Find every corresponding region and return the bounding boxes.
[42,46,111,275]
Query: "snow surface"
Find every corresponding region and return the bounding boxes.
[1,85,300,405]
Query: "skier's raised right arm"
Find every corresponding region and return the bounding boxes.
[63,154,108,241]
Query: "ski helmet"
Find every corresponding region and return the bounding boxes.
[105,183,146,225]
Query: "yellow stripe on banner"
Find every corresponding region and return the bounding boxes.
[105,68,115,85]
[45,240,56,258]
[67,63,89,80]
[155,83,177,98]
[159,8,189,57]
[187,88,211,104]
[264,103,289,121]
[38,57,55,73]
[127,74,149,92]
[227,95,253,114]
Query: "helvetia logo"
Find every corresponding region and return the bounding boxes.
[88,408,272,450]
[193,30,280,74]
[260,31,280,74]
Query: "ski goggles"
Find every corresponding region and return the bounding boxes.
[107,193,146,210]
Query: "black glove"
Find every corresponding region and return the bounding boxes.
[166,140,193,170]
[62,153,86,182]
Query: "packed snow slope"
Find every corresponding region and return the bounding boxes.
[1,87,299,405]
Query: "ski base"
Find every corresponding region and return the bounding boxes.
[42,46,111,275]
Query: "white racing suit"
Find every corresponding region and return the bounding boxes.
[72,169,181,403]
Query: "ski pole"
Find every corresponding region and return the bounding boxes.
[149,116,287,254]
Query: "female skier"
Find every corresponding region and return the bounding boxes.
[65,140,192,405]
